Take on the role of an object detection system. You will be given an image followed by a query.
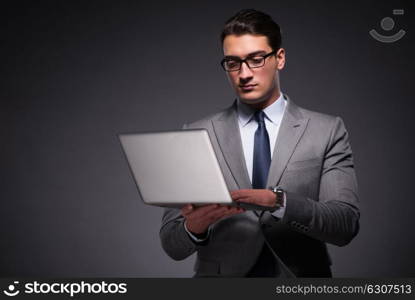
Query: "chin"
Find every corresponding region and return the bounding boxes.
[238,93,266,105]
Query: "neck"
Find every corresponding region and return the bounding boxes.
[247,88,281,110]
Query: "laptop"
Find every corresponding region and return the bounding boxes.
[118,129,233,208]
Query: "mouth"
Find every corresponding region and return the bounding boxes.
[239,84,257,92]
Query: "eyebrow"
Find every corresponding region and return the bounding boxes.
[223,50,268,60]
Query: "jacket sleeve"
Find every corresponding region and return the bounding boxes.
[159,207,201,260]
[264,117,360,246]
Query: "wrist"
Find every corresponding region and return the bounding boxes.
[268,186,285,211]
[191,230,209,239]
[184,221,210,244]
[185,221,208,236]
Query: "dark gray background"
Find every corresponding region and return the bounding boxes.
[1,0,414,277]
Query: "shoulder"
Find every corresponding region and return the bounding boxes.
[297,104,338,124]
[290,101,345,131]
[183,103,236,129]
[287,100,350,149]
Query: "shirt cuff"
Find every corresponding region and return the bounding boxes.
[183,221,211,242]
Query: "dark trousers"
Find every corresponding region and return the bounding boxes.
[246,244,279,277]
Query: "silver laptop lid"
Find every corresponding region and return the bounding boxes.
[118,129,232,208]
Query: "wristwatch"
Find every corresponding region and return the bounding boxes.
[269,186,285,211]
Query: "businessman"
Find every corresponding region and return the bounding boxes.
[160,9,359,277]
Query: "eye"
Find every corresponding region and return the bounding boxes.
[248,57,264,65]
[225,60,239,68]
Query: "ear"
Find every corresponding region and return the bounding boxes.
[276,48,286,70]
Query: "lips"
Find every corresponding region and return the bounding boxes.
[239,84,257,91]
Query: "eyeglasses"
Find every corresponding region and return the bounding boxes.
[220,50,276,72]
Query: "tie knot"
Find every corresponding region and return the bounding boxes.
[254,110,266,124]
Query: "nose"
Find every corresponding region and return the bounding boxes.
[238,61,253,82]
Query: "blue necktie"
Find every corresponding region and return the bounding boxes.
[252,110,271,189]
[248,110,277,277]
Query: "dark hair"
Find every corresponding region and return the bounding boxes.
[220,9,282,51]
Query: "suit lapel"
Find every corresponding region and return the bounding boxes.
[266,97,309,187]
[211,97,309,190]
[212,102,252,190]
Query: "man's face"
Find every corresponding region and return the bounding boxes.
[222,34,285,106]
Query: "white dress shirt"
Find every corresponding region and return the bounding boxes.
[237,93,287,218]
[185,94,287,241]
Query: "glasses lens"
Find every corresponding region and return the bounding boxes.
[247,57,265,68]
[224,60,240,71]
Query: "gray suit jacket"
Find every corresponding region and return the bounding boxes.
[159,96,359,277]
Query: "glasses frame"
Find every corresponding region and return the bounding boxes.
[220,50,277,72]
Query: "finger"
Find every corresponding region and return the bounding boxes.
[206,206,245,221]
[232,189,252,195]
[236,197,268,206]
[230,190,243,199]
[186,204,220,219]
[231,193,244,201]
[236,197,269,206]
[223,207,245,215]
[194,206,245,228]
[215,207,245,221]
[201,206,233,223]
[181,204,194,216]
[229,190,238,196]
[234,196,255,203]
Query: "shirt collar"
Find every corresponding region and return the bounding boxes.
[237,93,286,127]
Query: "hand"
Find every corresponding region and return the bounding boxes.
[181,204,244,235]
[230,189,276,207]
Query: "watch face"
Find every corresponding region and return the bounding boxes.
[276,189,284,206]
[269,187,284,207]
